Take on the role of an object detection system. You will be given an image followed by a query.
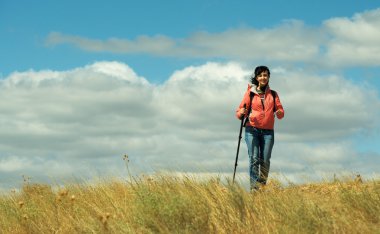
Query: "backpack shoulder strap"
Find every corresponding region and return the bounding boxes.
[243,92,255,126]
[271,90,277,113]
[250,91,255,103]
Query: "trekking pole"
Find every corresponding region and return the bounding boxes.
[233,104,246,184]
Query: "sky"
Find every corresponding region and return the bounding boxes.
[1,0,380,190]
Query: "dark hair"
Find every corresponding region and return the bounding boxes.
[250,65,270,85]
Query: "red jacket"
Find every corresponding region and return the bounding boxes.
[236,84,284,129]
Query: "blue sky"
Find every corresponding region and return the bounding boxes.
[2,0,380,82]
[1,0,380,190]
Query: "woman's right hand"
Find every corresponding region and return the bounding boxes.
[239,108,247,118]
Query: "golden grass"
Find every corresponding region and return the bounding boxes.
[0,175,379,233]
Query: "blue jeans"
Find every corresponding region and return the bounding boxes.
[245,126,274,189]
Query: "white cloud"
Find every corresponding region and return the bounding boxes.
[45,32,176,55]
[45,20,322,62]
[0,156,29,172]
[273,69,378,141]
[323,8,380,66]
[0,61,379,190]
[45,8,380,67]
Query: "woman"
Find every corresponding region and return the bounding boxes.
[236,66,284,190]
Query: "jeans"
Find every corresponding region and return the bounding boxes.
[245,126,274,189]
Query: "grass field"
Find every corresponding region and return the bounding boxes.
[0,173,379,234]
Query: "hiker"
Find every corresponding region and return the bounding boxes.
[236,65,284,190]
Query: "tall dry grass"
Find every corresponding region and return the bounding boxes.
[0,174,379,233]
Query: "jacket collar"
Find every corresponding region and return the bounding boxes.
[249,84,270,95]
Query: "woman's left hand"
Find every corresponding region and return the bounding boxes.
[275,110,283,118]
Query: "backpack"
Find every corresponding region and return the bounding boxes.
[243,90,277,127]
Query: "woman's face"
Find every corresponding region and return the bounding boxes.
[256,71,269,87]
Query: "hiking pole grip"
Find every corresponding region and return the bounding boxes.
[233,104,246,184]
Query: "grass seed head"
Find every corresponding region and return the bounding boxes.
[98,212,112,226]
[59,189,69,197]
[18,201,24,208]
[123,154,129,162]
[355,174,363,184]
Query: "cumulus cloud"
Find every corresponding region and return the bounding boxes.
[45,8,380,67]
[273,69,378,141]
[0,61,379,190]
[323,8,380,66]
